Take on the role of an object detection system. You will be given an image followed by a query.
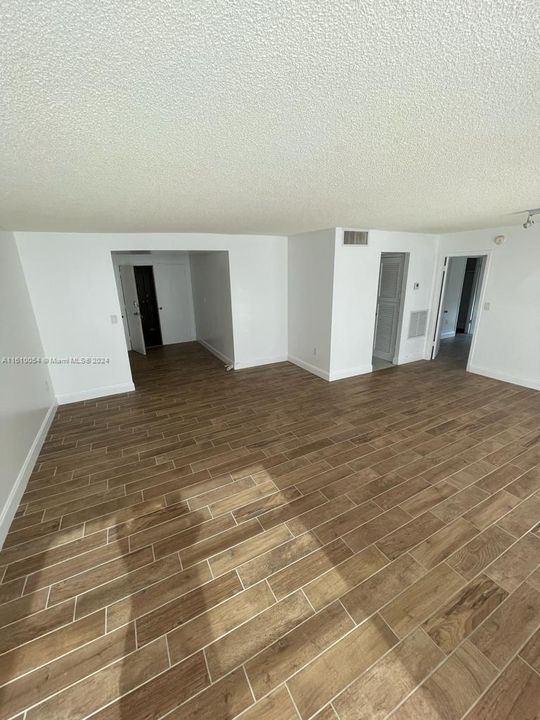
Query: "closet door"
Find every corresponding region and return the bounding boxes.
[154,263,196,344]
[373,254,405,361]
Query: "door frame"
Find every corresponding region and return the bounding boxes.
[429,250,492,370]
[392,253,410,364]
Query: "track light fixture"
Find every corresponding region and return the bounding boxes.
[519,208,540,229]
[523,212,535,229]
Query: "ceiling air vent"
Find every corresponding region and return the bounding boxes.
[408,310,428,338]
[343,230,368,246]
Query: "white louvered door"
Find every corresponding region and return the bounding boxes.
[373,254,405,361]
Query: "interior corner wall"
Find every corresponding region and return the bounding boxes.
[329,228,439,381]
[438,225,540,390]
[287,229,336,380]
[0,232,56,547]
[15,233,288,403]
[189,252,235,365]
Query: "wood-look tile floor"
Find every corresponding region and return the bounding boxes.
[1,341,539,720]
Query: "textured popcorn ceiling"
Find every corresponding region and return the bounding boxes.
[0,1,539,233]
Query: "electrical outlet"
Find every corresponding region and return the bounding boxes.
[484,301,491,311]
[313,347,317,356]
[110,314,118,324]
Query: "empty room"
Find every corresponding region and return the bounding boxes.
[0,2,539,720]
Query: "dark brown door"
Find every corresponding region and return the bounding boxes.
[134,266,163,348]
[456,258,478,333]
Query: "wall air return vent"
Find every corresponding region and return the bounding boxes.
[408,310,429,338]
[343,230,368,245]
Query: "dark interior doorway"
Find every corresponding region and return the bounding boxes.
[134,266,163,348]
[456,257,478,334]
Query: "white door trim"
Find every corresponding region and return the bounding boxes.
[429,250,493,371]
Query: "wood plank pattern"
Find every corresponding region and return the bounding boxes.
[0,341,539,719]
[463,656,540,720]
[287,614,398,719]
[333,628,444,720]
[394,641,496,719]
[422,574,509,653]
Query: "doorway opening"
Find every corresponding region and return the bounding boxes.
[112,250,235,387]
[431,254,487,368]
[372,252,409,371]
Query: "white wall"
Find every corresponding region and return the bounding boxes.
[288,229,336,379]
[330,229,439,380]
[438,225,540,390]
[0,232,56,546]
[190,252,235,365]
[16,233,288,403]
[15,224,540,403]
[112,252,196,348]
[440,256,467,338]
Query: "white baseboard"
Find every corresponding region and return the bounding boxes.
[56,382,135,405]
[163,336,197,345]
[288,355,330,381]
[235,355,288,370]
[198,337,287,371]
[328,364,373,382]
[468,364,540,391]
[440,331,456,339]
[288,356,375,382]
[197,338,233,366]
[0,403,57,548]
[396,353,430,365]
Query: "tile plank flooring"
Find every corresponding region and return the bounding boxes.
[1,341,539,719]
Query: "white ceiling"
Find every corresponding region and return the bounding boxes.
[1,1,539,234]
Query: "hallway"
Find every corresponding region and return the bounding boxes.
[435,334,473,369]
[0,344,539,719]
